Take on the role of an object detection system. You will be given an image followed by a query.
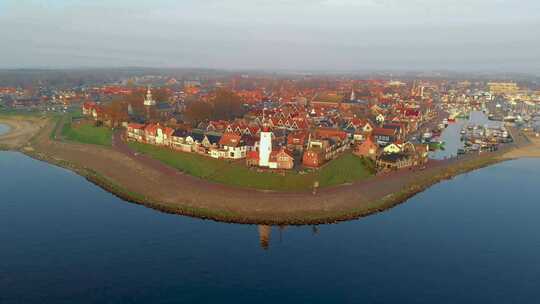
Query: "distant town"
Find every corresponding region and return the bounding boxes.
[2,71,538,178]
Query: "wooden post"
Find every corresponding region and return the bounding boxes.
[312,181,319,195]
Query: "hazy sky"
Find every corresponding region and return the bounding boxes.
[1,0,539,72]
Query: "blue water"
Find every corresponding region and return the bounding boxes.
[1,151,540,303]
[429,118,466,160]
[0,123,10,136]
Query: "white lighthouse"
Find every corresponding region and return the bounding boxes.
[259,127,272,167]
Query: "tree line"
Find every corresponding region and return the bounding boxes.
[184,88,245,124]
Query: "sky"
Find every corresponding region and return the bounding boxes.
[0,0,539,73]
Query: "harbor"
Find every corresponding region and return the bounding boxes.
[424,111,508,160]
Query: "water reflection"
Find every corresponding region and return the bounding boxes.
[258,225,271,250]
[3,151,540,303]
[257,225,320,249]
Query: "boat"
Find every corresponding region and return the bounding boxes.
[447,110,459,122]
[488,114,503,121]
[443,118,449,126]
[428,141,445,150]
[422,132,433,143]
[457,148,466,155]
[503,116,516,123]
[457,112,470,119]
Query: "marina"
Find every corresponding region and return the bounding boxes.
[427,111,506,160]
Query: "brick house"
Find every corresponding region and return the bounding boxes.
[354,136,378,160]
[126,123,146,142]
[269,148,295,170]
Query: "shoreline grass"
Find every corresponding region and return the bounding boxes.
[128,142,374,191]
[61,121,113,146]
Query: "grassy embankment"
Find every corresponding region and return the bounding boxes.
[129,142,375,191]
[61,111,113,147]
[0,108,43,117]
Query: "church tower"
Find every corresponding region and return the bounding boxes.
[144,87,156,107]
[143,87,156,121]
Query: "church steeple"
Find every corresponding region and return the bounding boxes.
[144,87,156,106]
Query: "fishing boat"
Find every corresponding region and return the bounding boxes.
[457,112,470,119]
[428,141,446,151]
[422,132,433,143]
[503,115,516,123]
[488,114,503,121]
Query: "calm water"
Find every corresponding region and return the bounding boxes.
[1,152,540,303]
[430,111,504,160]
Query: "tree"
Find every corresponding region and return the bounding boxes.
[152,88,172,104]
[123,90,145,115]
[104,100,128,127]
[211,88,244,120]
[184,100,213,124]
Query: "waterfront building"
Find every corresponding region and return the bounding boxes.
[376,142,428,171]
[372,127,398,146]
[302,149,324,167]
[126,123,145,142]
[269,148,295,170]
[214,133,248,159]
[82,101,97,116]
[354,136,378,160]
